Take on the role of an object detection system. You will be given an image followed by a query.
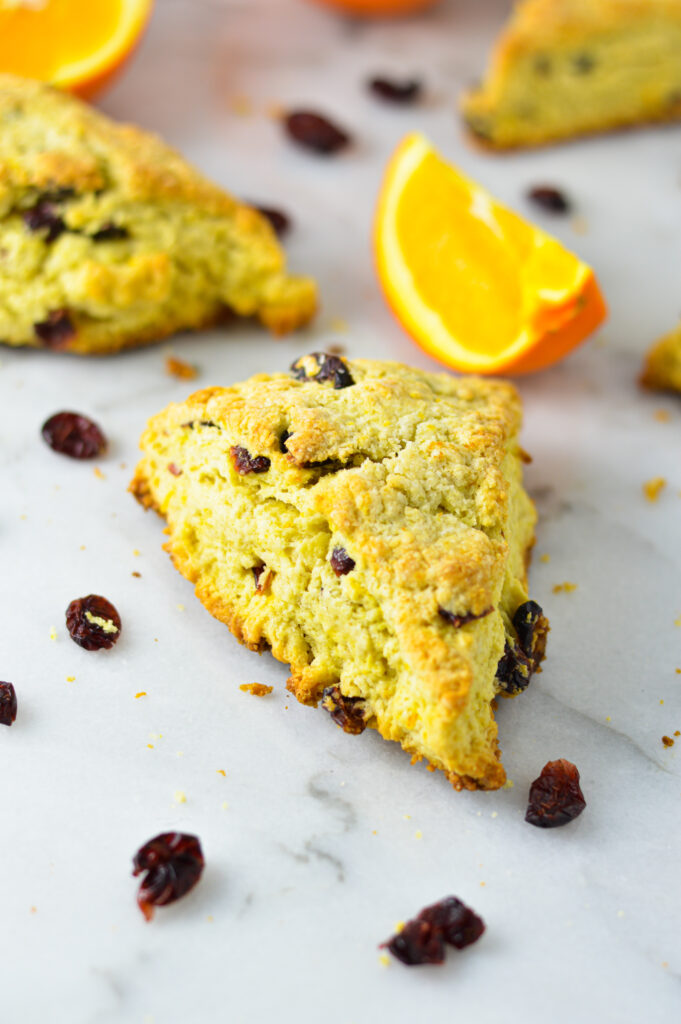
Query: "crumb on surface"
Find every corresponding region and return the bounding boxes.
[654,409,671,422]
[221,801,229,810]
[135,691,147,699]
[132,571,141,578]
[49,625,57,641]
[133,549,141,557]
[674,616,681,627]
[553,581,577,594]
[239,682,273,697]
[328,317,348,334]
[605,716,611,722]
[662,735,675,748]
[675,730,680,737]
[414,830,423,839]
[93,466,106,480]
[503,779,514,789]
[378,954,390,968]
[176,604,185,612]
[66,675,75,682]
[165,354,198,380]
[216,769,226,776]
[173,790,187,804]
[643,476,666,502]
[540,553,550,563]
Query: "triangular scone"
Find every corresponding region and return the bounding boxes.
[131,356,548,791]
[0,74,316,354]
[461,0,681,149]
[641,322,681,394]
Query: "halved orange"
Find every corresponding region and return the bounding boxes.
[0,0,153,100]
[375,133,607,375]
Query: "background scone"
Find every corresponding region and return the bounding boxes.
[461,0,681,149]
[640,322,681,394]
[131,355,548,791]
[0,74,316,354]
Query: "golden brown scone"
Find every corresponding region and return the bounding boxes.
[640,322,681,393]
[461,0,681,149]
[0,74,316,354]
[131,355,548,791]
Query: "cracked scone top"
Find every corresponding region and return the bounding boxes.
[131,355,548,791]
[0,74,316,354]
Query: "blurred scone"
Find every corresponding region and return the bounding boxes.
[131,355,548,791]
[461,0,681,149]
[0,74,316,354]
[641,322,681,393]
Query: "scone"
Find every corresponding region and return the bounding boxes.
[131,355,548,791]
[461,0,681,149]
[640,322,681,393]
[0,74,316,354]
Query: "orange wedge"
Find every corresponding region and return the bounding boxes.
[0,0,153,100]
[375,133,607,375]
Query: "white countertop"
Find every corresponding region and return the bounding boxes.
[2,1,680,1021]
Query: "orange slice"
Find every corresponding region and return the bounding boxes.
[0,0,153,100]
[375,133,607,375]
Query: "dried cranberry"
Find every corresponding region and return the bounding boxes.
[132,832,204,921]
[368,77,422,104]
[290,352,354,389]
[252,204,291,236]
[513,600,549,670]
[495,641,532,695]
[527,186,572,215]
[168,462,183,476]
[525,759,586,828]
[382,896,485,966]
[34,309,76,348]
[321,685,367,735]
[385,919,445,966]
[438,606,492,628]
[230,445,271,475]
[41,411,107,460]
[23,201,66,242]
[90,223,129,241]
[0,682,17,726]
[65,594,121,651]
[330,547,355,576]
[418,896,485,950]
[284,111,350,155]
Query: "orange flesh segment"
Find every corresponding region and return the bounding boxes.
[0,1,124,80]
[377,134,607,375]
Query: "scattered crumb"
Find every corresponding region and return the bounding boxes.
[79,545,86,551]
[378,954,390,968]
[229,94,253,116]
[66,676,75,683]
[571,214,588,235]
[660,699,664,705]
[491,811,498,819]
[221,802,229,811]
[135,692,147,699]
[662,735,675,748]
[165,354,197,380]
[216,769,226,777]
[177,751,184,757]
[676,668,681,674]
[93,466,106,480]
[30,906,37,914]
[654,409,671,423]
[372,829,378,835]
[119,462,127,470]
[403,814,411,820]
[239,683,273,697]
[394,921,405,933]
[266,101,285,120]
[662,962,669,969]
[206,915,214,923]
[480,881,486,887]
[675,730,680,737]
[540,553,551,563]
[176,604,185,612]
[503,779,514,789]
[414,830,423,840]
[552,582,578,594]
[675,616,681,628]
[133,549,141,557]
[132,571,141,578]
[173,790,187,804]
[147,744,154,749]
[49,626,57,641]
[605,716,611,722]
[643,476,666,502]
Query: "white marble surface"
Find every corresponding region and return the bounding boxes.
[2,1,680,1021]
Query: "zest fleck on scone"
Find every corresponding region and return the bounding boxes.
[461,0,681,149]
[0,74,316,354]
[131,356,548,791]
[641,322,681,394]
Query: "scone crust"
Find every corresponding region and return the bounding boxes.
[131,358,542,791]
[461,0,681,149]
[0,74,316,352]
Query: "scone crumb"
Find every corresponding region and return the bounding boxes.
[132,571,141,578]
[93,467,106,480]
[674,616,681,628]
[216,769,226,777]
[49,626,57,641]
[165,355,198,381]
[643,477,666,502]
[378,954,390,968]
[540,553,550,563]
[654,409,671,423]
[552,582,577,594]
[173,790,187,804]
[675,730,681,737]
[66,676,75,682]
[503,779,514,789]
[240,683,273,697]
[662,735,674,748]
[135,691,147,699]
[221,802,229,810]
[176,604,185,612]
[605,716,611,722]
[414,830,423,840]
